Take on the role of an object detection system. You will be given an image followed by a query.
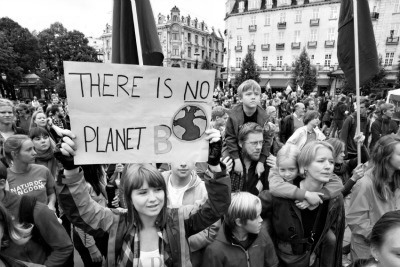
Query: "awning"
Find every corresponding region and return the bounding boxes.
[259,79,291,88]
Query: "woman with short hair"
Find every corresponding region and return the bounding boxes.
[370,103,398,150]
[260,141,345,267]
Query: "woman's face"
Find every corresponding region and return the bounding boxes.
[16,140,37,164]
[336,145,346,164]
[308,116,320,127]
[305,147,334,183]
[0,106,14,125]
[372,226,400,267]
[34,113,47,127]
[32,135,51,152]
[389,143,400,171]
[131,180,165,221]
[384,108,395,118]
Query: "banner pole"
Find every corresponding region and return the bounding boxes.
[132,0,144,65]
[353,0,361,165]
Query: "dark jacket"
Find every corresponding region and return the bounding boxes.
[1,191,73,267]
[57,167,231,267]
[225,103,273,163]
[280,114,295,144]
[339,112,370,156]
[259,185,345,267]
[202,223,279,267]
[332,102,347,121]
[370,116,398,149]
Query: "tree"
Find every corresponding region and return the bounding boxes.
[291,47,317,94]
[340,57,388,95]
[234,51,260,88]
[38,22,99,78]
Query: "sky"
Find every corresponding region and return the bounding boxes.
[1,0,226,38]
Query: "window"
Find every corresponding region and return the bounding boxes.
[280,13,286,22]
[106,39,110,48]
[188,47,192,58]
[391,23,400,36]
[295,11,302,23]
[238,17,243,28]
[249,0,259,9]
[262,56,268,69]
[266,0,272,6]
[209,39,212,48]
[237,35,242,46]
[202,37,205,46]
[294,30,300,42]
[279,31,284,41]
[324,54,332,67]
[330,6,338,19]
[215,41,218,50]
[173,47,179,56]
[251,16,256,25]
[173,16,178,22]
[264,33,270,44]
[187,63,192,68]
[395,0,400,12]
[202,50,205,59]
[385,52,395,66]
[313,8,319,19]
[239,1,244,10]
[216,52,219,63]
[250,34,255,44]
[158,33,162,40]
[310,29,317,41]
[277,56,283,67]
[265,14,271,26]
[195,35,198,44]
[328,28,335,40]
[195,48,199,53]
[172,33,179,40]
[236,57,242,68]
[188,33,191,42]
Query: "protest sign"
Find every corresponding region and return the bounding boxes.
[387,89,400,121]
[64,61,215,164]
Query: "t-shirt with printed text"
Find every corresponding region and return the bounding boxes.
[7,164,55,204]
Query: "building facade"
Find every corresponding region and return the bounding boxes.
[156,6,225,84]
[223,0,399,94]
[99,23,113,63]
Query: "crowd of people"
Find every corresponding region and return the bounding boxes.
[0,81,398,267]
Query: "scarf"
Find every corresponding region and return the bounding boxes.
[35,146,54,162]
[119,227,170,267]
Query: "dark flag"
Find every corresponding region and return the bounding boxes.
[337,0,379,88]
[112,0,164,65]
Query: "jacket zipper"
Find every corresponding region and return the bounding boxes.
[231,243,251,267]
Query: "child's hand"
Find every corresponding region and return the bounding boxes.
[266,154,276,168]
[234,158,243,174]
[305,191,323,205]
[256,162,265,177]
[295,200,310,210]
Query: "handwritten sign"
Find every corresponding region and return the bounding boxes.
[64,61,215,164]
[387,89,400,121]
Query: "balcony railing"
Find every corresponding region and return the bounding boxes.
[291,42,301,49]
[310,18,320,26]
[386,37,399,45]
[277,22,286,29]
[248,44,256,51]
[325,40,335,48]
[235,45,242,52]
[308,41,317,48]
[276,43,285,50]
[261,44,270,51]
[371,12,379,20]
[249,25,257,32]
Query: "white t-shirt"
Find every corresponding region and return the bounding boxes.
[167,176,192,208]
[139,249,162,267]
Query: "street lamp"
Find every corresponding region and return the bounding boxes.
[194,52,200,69]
